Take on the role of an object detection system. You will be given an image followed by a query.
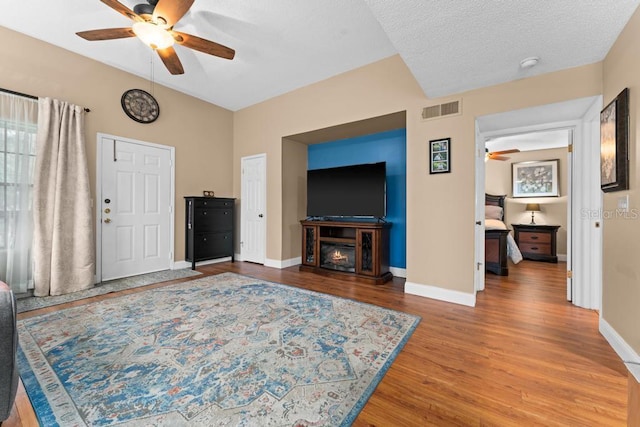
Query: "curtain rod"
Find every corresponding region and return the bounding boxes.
[0,87,91,112]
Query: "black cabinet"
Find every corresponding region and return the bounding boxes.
[185,197,235,270]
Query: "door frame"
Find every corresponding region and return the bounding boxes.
[476,121,576,296]
[240,153,267,264]
[475,97,603,310]
[95,133,176,283]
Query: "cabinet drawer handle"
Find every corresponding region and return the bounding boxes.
[530,246,538,250]
[203,237,207,241]
[530,236,538,240]
[203,211,207,215]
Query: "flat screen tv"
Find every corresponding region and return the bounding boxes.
[306,162,386,218]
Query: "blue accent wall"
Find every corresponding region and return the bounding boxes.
[307,129,406,269]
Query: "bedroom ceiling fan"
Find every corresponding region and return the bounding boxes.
[485,148,520,161]
[76,0,235,75]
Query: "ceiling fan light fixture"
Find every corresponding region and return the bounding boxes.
[132,21,174,49]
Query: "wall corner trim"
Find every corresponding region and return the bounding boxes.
[265,257,302,269]
[389,267,407,278]
[405,281,476,307]
[599,316,640,366]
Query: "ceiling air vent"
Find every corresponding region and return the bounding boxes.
[421,99,461,120]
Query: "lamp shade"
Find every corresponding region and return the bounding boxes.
[525,203,541,212]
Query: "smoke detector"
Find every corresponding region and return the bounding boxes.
[520,57,540,69]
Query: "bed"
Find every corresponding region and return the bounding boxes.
[485,194,523,275]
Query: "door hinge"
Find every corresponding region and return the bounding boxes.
[567,144,573,153]
[567,270,573,278]
[477,262,482,270]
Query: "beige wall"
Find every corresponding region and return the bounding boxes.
[233,56,421,265]
[0,26,234,262]
[603,7,640,354]
[486,148,568,255]
[281,138,308,260]
[233,55,602,295]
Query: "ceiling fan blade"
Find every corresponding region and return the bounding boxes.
[76,28,135,41]
[492,149,520,155]
[153,0,194,27]
[100,0,143,22]
[157,46,185,75]
[172,31,235,60]
[490,155,510,161]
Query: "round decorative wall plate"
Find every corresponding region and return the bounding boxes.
[121,89,160,123]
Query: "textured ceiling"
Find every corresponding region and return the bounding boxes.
[365,0,640,98]
[0,1,638,111]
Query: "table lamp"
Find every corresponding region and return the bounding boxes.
[525,203,541,224]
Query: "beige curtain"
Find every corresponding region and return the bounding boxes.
[33,98,94,296]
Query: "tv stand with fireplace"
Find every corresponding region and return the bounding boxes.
[299,219,392,284]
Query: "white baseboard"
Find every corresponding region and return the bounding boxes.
[558,254,567,262]
[264,257,301,269]
[172,257,233,270]
[599,316,640,371]
[389,267,406,278]
[404,281,476,307]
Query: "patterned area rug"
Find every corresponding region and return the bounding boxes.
[18,272,420,426]
[16,269,201,313]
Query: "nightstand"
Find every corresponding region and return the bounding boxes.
[511,224,560,263]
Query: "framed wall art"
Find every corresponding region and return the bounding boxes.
[429,138,450,174]
[600,88,629,193]
[512,159,559,198]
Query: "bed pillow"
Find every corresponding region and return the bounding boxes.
[485,219,507,230]
[485,205,503,220]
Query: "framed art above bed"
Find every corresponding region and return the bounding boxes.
[512,159,559,198]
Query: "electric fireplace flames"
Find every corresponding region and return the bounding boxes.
[320,243,356,272]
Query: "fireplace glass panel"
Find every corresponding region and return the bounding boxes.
[360,231,373,273]
[304,227,315,264]
[320,242,356,272]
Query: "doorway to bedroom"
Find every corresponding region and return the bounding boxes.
[475,95,603,311]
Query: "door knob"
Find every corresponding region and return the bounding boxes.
[104,208,111,214]
[104,218,111,223]
[475,221,481,225]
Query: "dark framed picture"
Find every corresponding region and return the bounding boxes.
[512,159,559,198]
[600,88,629,192]
[429,138,450,174]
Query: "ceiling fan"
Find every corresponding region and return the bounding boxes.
[485,148,520,161]
[76,0,235,75]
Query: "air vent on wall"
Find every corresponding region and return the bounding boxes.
[421,99,461,120]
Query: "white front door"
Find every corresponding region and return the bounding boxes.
[241,154,266,264]
[99,136,173,281]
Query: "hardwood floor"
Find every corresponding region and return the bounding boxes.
[6,260,627,426]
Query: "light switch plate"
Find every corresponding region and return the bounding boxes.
[617,195,629,212]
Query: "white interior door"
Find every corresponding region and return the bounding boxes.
[241,154,266,264]
[99,136,173,281]
[474,122,486,293]
[570,97,603,309]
